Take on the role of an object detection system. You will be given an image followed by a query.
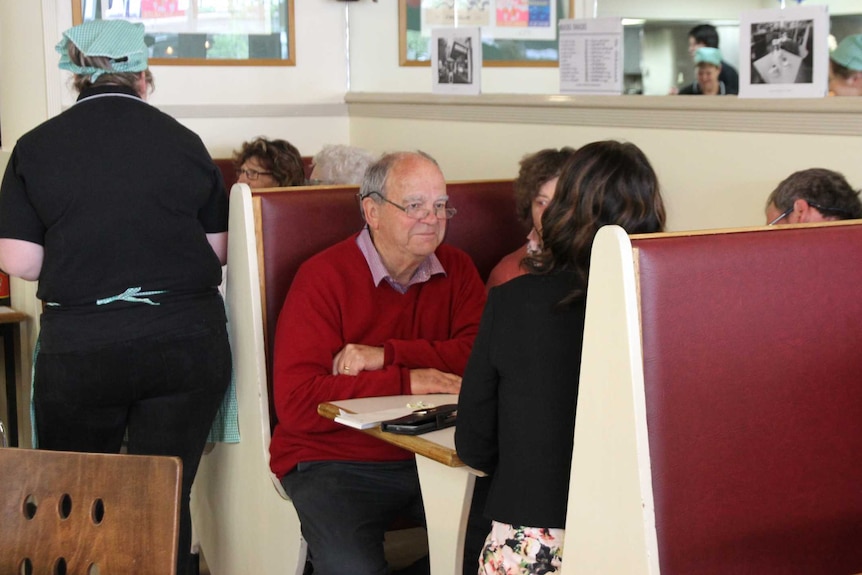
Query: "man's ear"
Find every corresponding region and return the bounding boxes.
[362,197,380,230]
[794,197,829,223]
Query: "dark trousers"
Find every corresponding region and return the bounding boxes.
[34,320,232,575]
[282,460,427,575]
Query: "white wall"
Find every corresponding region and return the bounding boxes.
[642,29,675,95]
[0,0,60,448]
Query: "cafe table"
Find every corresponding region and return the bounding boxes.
[753,48,803,85]
[318,394,482,575]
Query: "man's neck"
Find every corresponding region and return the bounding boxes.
[368,233,422,285]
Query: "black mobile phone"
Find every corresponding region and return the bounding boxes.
[381,404,458,435]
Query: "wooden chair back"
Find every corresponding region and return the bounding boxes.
[0,448,182,575]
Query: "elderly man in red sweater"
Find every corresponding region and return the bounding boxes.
[269,151,487,574]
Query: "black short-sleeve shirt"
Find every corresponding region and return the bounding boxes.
[0,85,228,351]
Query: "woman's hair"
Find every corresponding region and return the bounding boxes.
[232,137,305,187]
[527,140,666,303]
[513,147,578,228]
[67,43,154,94]
[830,59,856,80]
[311,144,378,185]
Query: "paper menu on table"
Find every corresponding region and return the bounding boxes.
[334,407,416,430]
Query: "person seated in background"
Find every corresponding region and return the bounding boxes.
[678,47,728,95]
[829,34,862,96]
[485,146,577,291]
[269,151,487,575]
[232,136,305,188]
[765,168,862,225]
[688,23,739,94]
[456,140,666,575]
[309,144,379,185]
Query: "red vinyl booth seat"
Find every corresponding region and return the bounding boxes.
[634,224,862,574]
[191,179,521,574]
[254,180,523,426]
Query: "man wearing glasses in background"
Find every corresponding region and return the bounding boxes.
[269,151,486,574]
[766,168,862,225]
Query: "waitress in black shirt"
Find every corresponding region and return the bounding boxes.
[0,20,230,575]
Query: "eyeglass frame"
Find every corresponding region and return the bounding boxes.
[768,200,853,225]
[236,167,273,181]
[362,191,457,220]
[805,201,853,218]
[768,206,793,225]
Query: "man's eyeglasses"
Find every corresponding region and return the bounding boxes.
[236,167,273,181]
[365,191,457,220]
[806,201,854,218]
[768,206,793,225]
[769,200,853,225]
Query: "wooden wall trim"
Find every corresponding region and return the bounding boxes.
[345,92,862,137]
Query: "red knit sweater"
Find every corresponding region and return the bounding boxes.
[269,233,487,477]
[485,243,529,292]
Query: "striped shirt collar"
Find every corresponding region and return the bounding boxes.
[356,228,445,294]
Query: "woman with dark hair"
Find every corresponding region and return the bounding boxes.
[456,140,666,574]
[233,136,305,188]
[485,147,577,290]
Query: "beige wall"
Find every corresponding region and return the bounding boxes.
[350,115,861,232]
[0,0,57,448]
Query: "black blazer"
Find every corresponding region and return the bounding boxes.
[456,271,586,528]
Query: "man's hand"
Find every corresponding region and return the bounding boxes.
[409,368,462,395]
[332,344,385,376]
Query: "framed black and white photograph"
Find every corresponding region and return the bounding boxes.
[431,26,482,95]
[739,6,829,98]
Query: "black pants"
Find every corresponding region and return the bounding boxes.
[34,320,232,575]
[282,460,427,575]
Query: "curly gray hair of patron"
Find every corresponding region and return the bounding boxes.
[310,145,380,186]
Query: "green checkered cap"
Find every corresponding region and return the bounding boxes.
[831,34,862,72]
[56,20,148,81]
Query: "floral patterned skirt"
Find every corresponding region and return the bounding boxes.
[477,521,565,575]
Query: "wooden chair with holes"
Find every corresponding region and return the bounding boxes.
[0,448,182,575]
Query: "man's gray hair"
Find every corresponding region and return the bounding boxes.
[359,151,440,201]
[767,168,862,220]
